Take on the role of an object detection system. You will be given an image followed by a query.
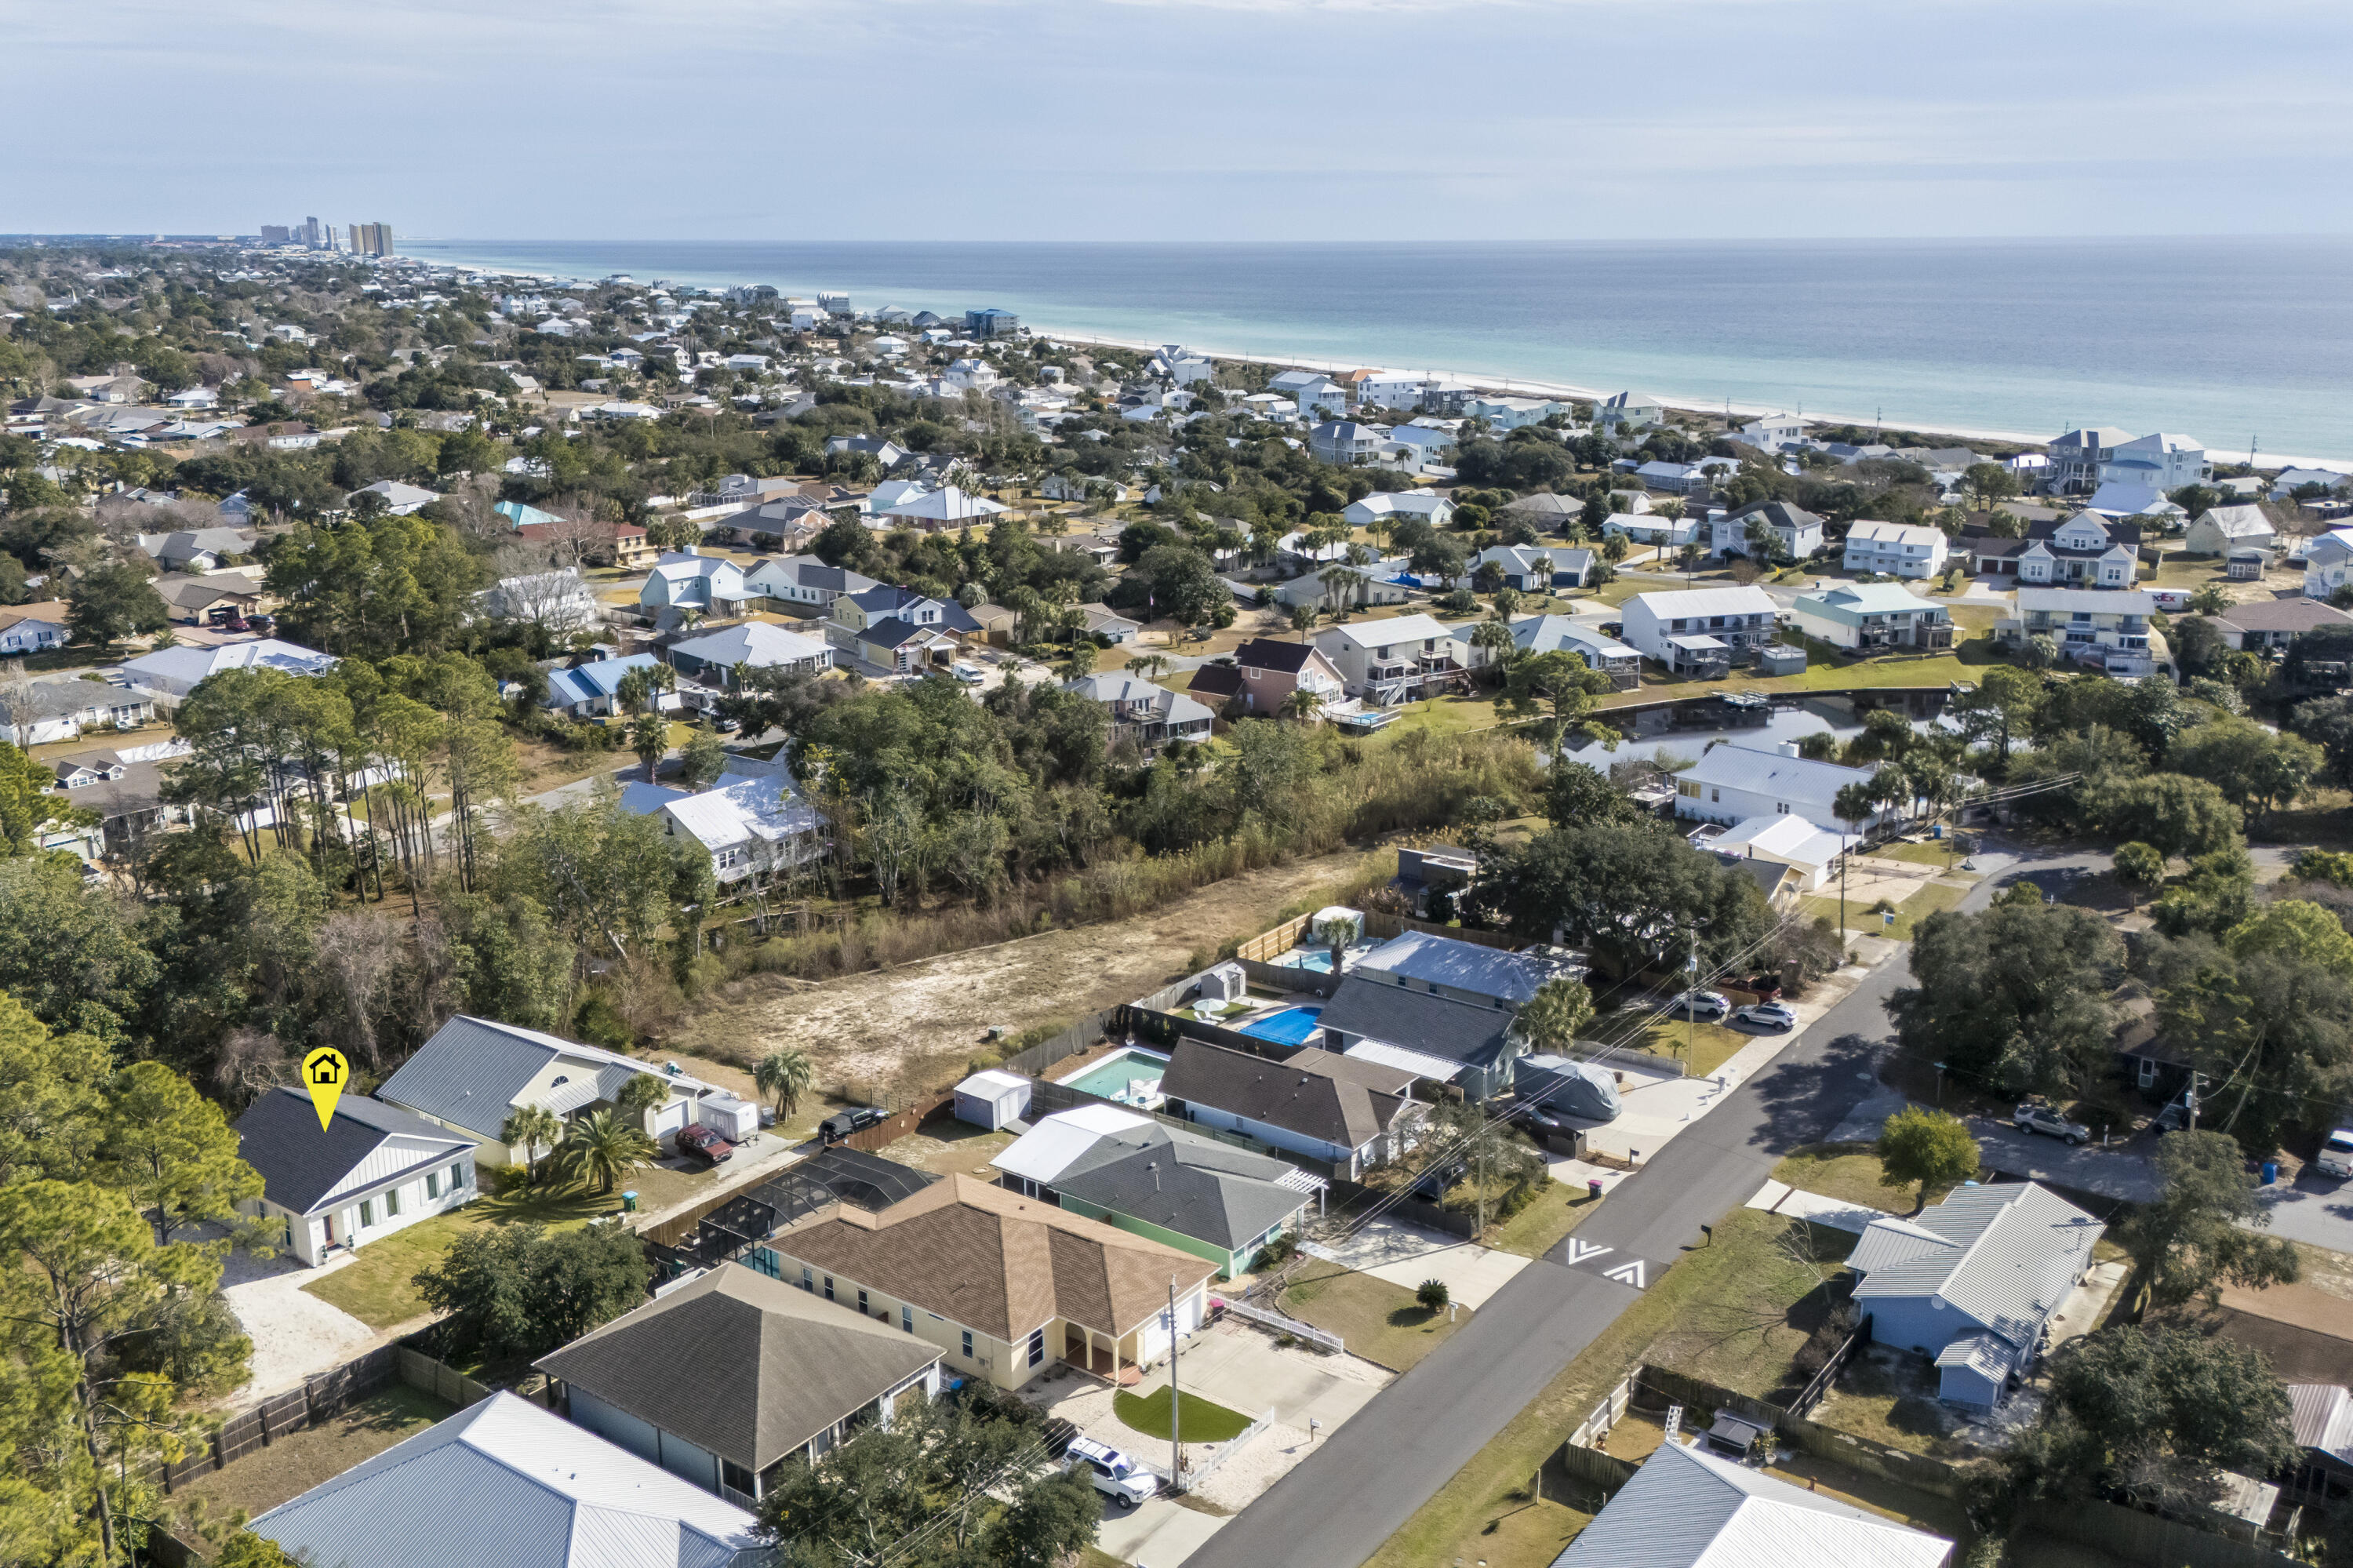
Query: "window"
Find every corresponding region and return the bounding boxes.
[450,1162,467,1189]
[384,1188,401,1217]
[962,1330,974,1359]
[902,1305,914,1333]
[721,1458,757,1497]
[426,1173,439,1200]
[802,1266,815,1293]
[824,1276,835,1301]
[857,1289,869,1315]
[1028,1329,1046,1367]
[358,1199,374,1228]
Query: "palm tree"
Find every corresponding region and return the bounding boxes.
[630,711,668,783]
[1469,617,1517,675]
[501,1105,562,1188]
[1278,686,1326,723]
[551,1108,656,1195]
[755,1048,815,1121]
[1513,976,1595,1055]
[614,1071,671,1130]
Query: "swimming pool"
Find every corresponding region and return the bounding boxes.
[1057,1046,1170,1103]
[1276,948,1335,973]
[1239,1006,1325,1046]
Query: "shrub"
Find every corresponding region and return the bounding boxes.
[1251,1232,1298,1272]
[479,1162,529,1195]
[1417,1278,1450,1312]
[573,992,631,1050]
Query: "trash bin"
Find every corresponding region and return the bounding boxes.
[2261,1164,2278,1186]
[1587,1177,1604,1201]
[620,1190,639,1213]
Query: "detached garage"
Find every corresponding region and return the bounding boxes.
[954,1069,1031,1131]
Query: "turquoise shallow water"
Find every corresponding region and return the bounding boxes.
[403,238,2353,462]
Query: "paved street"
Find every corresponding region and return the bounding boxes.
[1184,839,2109,1568]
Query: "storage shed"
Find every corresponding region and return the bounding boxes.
[953,1069,1032,1131]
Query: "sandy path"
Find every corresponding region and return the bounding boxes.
[664,849,1377,1097]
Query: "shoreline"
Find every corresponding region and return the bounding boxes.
[397,244,2353,475]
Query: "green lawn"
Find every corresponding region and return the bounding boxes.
[1279,1257,1470,1371]
[1769,1143,1933,1213]
[1595,633,2002,711]
[1114,1386,1254,1442]
[1643,1216,1857,1402]
[1365,1210,1843,1568]
[1610,1013,1752,1077]
[1798,877,1968,941]
[1485,1183,1601,1260]
[301,1182,626,1330]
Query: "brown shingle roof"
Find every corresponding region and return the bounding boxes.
[769,1174,1214,1341]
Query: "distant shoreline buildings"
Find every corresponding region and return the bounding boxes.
[256,217,393,256]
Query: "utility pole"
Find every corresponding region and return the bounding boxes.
[1166,1279,1182,1493]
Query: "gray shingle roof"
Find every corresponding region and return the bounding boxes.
[1158,1040,1416,1150]
[1317,975,1518,1069]
[536,1264,940,1470]
[1047,1123,1311,1252]
[232,1089,469,1216]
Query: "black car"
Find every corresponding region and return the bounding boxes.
[820,1106,889,1144]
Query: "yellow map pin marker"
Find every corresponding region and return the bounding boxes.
[302,1047,350,1131]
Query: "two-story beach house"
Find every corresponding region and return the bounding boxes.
[1619,586,1779,675]
[1842,520,1951,579]
[1999,587,2160,675]
[1311,613,1465,705]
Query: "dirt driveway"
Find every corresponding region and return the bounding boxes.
[664,849,1378,1097]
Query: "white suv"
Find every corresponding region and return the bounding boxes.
[2319,1130,2353,1180]
[1067,1436,1158,1509]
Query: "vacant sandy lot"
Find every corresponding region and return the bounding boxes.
[664,849,1378,1097]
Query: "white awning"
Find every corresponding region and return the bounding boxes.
[1343,1040,1466,1081]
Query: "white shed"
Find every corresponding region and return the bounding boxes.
[954,1069,1033,1131]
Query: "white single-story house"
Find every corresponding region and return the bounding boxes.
[232,1088,477,1267]
[1700,813,1853,893]
[348,479,442,515]
[666,620,835,686]
[1344,489,1456,531]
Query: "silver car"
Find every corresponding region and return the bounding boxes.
[2014,1103,2089,1146]
[1734,1002,1797,1030]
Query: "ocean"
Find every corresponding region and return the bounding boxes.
[402,238,2353,464]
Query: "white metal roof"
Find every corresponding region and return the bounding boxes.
[252,1392,765,1568]
[956,1068,1030,1100]
[1626,585,1778,621]
[1547,1439,1951,1568]
[1341,1039,1467,1080]
[991,1105,1153,1185]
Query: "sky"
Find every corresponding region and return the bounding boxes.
[11,0,2352,241]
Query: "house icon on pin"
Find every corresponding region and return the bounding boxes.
[309,1053,344,1086]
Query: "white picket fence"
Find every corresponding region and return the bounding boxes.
[1209,1293,1344,1354]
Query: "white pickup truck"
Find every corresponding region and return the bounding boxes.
[2318,1130,2353,1180]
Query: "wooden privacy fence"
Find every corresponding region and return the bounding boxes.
[2021,1500,2301,1568]
[1630,1362,1973,1501]
[1363,910,1519,951]
[837,1090,957,1151]
[136,1341,507,1500]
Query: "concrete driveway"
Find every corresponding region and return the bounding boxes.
[1318,1217,1529,1308]
[218,1246,380,1406]
[1830,1089,2160,1205]
[1095,1493,1227,1568]
[1148,1318,1389,1432]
